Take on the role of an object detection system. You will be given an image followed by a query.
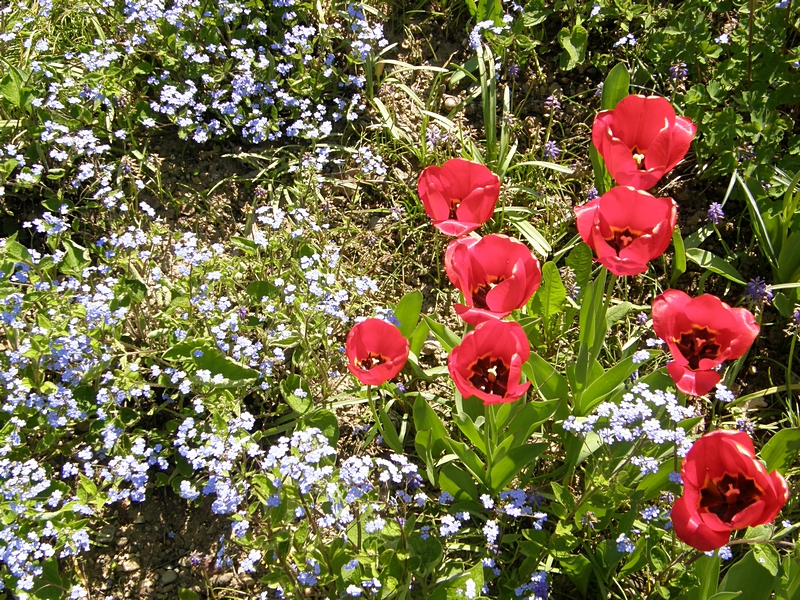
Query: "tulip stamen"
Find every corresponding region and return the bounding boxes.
[468,355,510,396]
[472,276,506,309]
[675,326,721,370]
[448,198,462,220]
[606,227,642,253]
[358,352,388,371]
[632,150,647,170]
[699,472,761,524]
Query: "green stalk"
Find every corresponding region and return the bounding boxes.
[484,403,496,492]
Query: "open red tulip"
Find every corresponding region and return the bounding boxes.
[417,158,501,236]
[592,95,697,190]
[345,318,409,386]
[444,234,542,325]
[448,320,531,405]
[672,430,789,552]
[652,290,759,397]
[575,186,677,276]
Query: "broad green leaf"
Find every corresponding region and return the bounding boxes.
[163,340,213,360]
[752,543,780,577]
[558,25,588,71]
[529,261,566,333]
[246,280,279,302]
[778,231,800,284]
[280,374,312,414]
[551,482,575,512]
[61,239,92,276]
[178,590,201,600]
[439,463,479,502]
[422,315,461,352]
[301,409,339,444]
[523,353,569,402]
[684,554,720,600]
[447,438,486,486]
[395,290,423,339]
[605,301,634,328]
[455,413,486,455]
[761,428,800,474]
[671,227,687,287]
[413,395,450,456]
[378,406,404,453]
[508,217,551,257]
[566,242,593,299]
[577,356,640,415]
[558,554,591,596]
[685,248,746,285]
[230,236,257,254]
[718,549,773,600]
[193,348,260,383]
[409,320,430,359]
[600,63,630,110]
[505,399,559,443]
[490,443,546,492]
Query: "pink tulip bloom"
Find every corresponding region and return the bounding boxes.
[652,290,759,396]
[418,158,501,236]
[445,234,542,325]
[592,95,697,190]
[575,186,677,276]
[346,319,409,386]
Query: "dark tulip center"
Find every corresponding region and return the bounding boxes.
[699,472,761,524]
[675,325,721,370]
[448,198,462,220]
[468,354,510,396]
[358,352,388,371]
[472,276,506,309]
[605,227,642,253]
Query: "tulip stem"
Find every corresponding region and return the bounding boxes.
[365,385,384,445]
[484,403,496,491]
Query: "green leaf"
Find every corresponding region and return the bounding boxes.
[301,409,339,444]
[523,352,569,402]
[455,413,486,455]
[778,231,800,284]
[507,217,551,258]
[378,406,404,453]
[230,236,257,254]
[193,348,260,384]
[409,320,430,359]
[558,554,592,596]
[246,280,279,302]
[447,438,486,486]
[671,227,687,287]
[529,261,566,334]
[761,428,800,475]
[32,559,63,600]
[685,248,746,285]
[551,481,576,512]
[490,443,546,492]
[60,239,92,276]
[558,25,588,71]
[280,374,312,414]
[178,590,201,600]
[684,554,721,600]
[605,301,634,328]
[395,290,423,339]
[422,315,461,352]
[577,357,639,414]
[566,243,593,299]
[600,63,630,110]
[752,543,780,577]
[718,549,774,600]
[163,340,213,361]
[505,399,559,442]
[409,533,443,574]
[439,463,479,502]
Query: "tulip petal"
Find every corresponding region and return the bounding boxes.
[666,362,720,396]
[671,497,732,552]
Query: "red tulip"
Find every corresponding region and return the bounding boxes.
[592,95,697,190]
[444,234,542,325]
[346,319,409,386]
[418,158,501,237]
[671,430,789,552]
[575,186,677,276]
[448,320,531,405]
[652,290,759,397]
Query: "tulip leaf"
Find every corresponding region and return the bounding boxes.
[718,549,774,600]
[394,290,423,339]
[490,443,547,492]
[671,227,687,287]
[523,352,569,403]
[439,463,479,502]
[760,427,800,475]
[777,231,800,284]
[413,395,450,456]
[378,406,404,453]
[409,320,430,359]
[281,374,312,414]
[566,243,593,301]
[684,554,720,600]
[577,356,639,415]
[446,438,486,486]
[507,216,551,258]
[422,315,461,352]
[685,248,747,285]
[600,63,630,111]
